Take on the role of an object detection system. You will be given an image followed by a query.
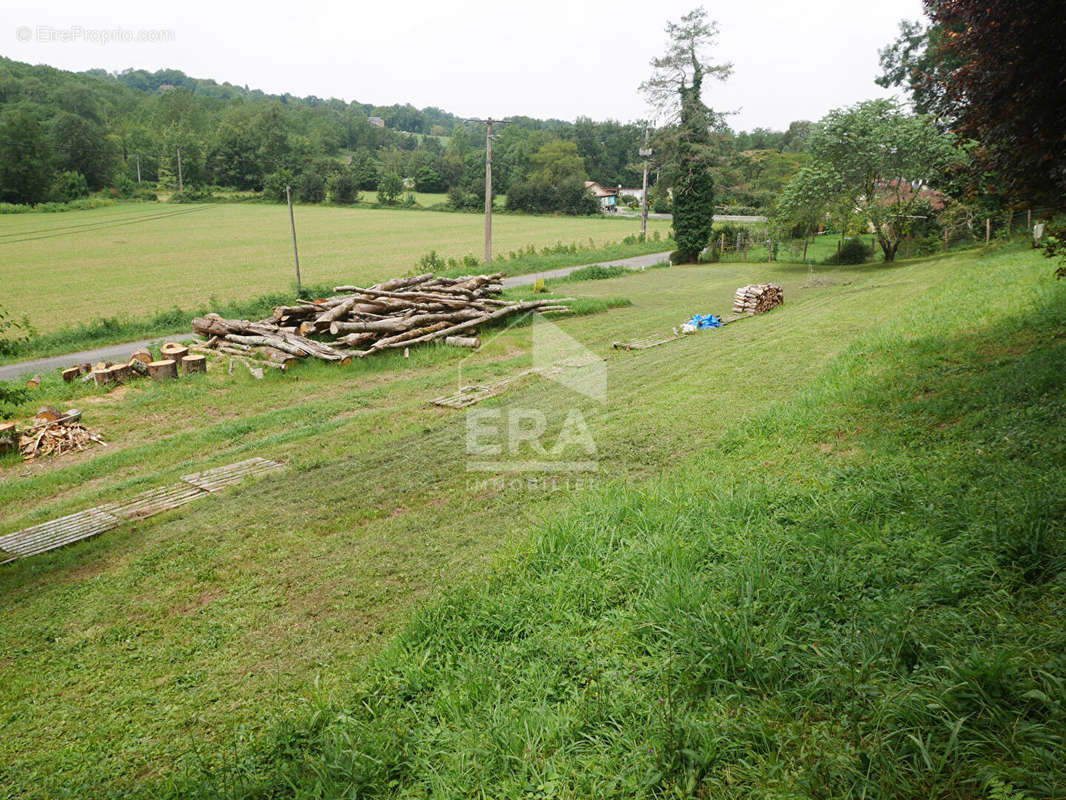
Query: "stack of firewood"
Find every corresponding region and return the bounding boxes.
[732,283,784,315]
[0,407,107,461]
[191,272,572,364]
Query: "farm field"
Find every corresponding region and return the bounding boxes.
[3,244,1061,797]
[0,202,671,333]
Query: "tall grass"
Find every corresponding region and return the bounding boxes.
[151,247,1066,797]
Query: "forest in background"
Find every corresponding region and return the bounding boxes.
[0,57,807,213]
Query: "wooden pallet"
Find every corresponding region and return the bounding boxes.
[0,457,285,564]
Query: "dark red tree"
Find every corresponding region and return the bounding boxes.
[924,0,1066,206]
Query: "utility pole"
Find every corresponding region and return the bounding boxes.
[466,118,511,264]
[286,185,301,294]
[176,147,184,199]
[135,153,141,184]
[639,123,652,240]
[484,119,494,264]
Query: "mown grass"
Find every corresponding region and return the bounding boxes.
[153,244,1062,798]
[1,246,1060,797]
[0,202,672,337]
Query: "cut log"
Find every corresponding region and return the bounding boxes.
[106,363,132,383]
[34,406,62,423]
[77,362,92,375]
[61,366,82,383]
[26,374,42,390]
[129,348,153,365]
[181,354,207,375]
[31,408,81,428]
[148,359,178,381]
[128,358,148,376]
[444,335,481,348]
[92,369,112,387]
[160,342,189,362]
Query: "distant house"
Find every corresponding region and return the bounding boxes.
[368,116,385,128]
[585,181,645,212]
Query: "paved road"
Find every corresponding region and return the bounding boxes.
[0,251,674,382]
[614,212,768,223]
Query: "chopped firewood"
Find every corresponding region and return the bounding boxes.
[148,359,178,381]
[19,420,106,461]
[0,421,17,455]
[732,283,783,315]
[26,374,41,389]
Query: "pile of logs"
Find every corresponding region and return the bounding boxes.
[0,407,106,461]
[60,345,206,388]
[191,272,572,363]
[732,283,784,315]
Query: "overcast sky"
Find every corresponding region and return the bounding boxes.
[5,0,924,130]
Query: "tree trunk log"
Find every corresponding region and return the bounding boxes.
[161,342,189,363]
[61,366,81,383]
[129,348,152,365]
[181,354,207,375]
[148,359,178,381]
[444,335,481,348]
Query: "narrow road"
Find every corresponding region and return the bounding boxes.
[0,251,674,382]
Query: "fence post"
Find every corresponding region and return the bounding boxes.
[986,218,991,246]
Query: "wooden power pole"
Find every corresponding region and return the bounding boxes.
[176,147,184,199]
[484,119,494,264]
[286,185,301,294]
[135,153,141,184]
[639,124,652,239]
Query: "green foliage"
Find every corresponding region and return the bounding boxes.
[824,236,872,265]
[0,108,53,205]
[47,171,90,203]
[506,141,598,216]
[0,303,32,357]
[652,191,671,214]
[295,170,326,204]
[325,171,359,204]
[376,172,404,205]
[414,166,445,193]
[262,169,295,203]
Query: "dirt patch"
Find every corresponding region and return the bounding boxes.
[81,386,129,404]
[178,589,223,616]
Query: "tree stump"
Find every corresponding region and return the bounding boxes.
[25,374,42,389]
[181,354,207,375]
[148,359,178,381]
[129,348,153,365]
[92,369,112,387]
[161,342,189,363]
[34,406,62,423]
[106,363,132,383]
[61,366,81,383]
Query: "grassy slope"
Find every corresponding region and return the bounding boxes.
[0,202,670,334]
[168,244,1062,798]
[1,247,1062,796]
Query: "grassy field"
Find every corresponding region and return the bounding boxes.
[0,202,671,334]
[0,244,1062,796]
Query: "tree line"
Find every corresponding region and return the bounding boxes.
[0,56,808,215]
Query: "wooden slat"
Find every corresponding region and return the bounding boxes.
[1,457,286,563]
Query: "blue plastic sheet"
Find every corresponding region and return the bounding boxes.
[686,313,722,329]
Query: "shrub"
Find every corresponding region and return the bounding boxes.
[414,166,445,193]
[652,192,671,214]
[401,192,416,208]
[48,171,89,203]
[377,173,403,205]
[417,250,446,271]
[262,169,295,203]
[296,171,326,204]
[824,237,871,265]
[0,304,33,358]
[326,172,360,204]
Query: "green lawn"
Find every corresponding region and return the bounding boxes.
[0,245,1062,797]
[0,202,670,333]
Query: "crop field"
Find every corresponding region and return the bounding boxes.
[0,202,672,333]
[4,244,1061,797]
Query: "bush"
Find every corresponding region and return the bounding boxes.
[401,192,416,208]
[447,186,479,211]
[326,172,360,204]
[824,237,872,265]
[505,177,598,216]
[0,304,33,358]
[48,171,90,203]
[377,173,404,205]
[652,192,671,214]
[414,166,445,193]
[296,171,326,204]
[262,169,295,203]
